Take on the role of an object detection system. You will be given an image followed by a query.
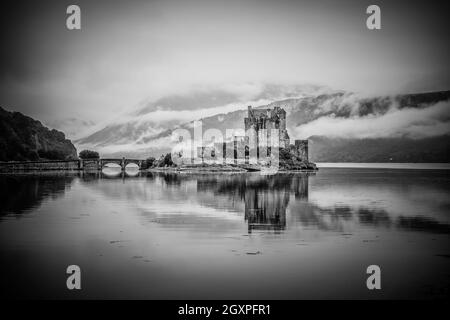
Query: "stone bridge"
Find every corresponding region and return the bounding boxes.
[96,158,143,170]
[0,158,144,172]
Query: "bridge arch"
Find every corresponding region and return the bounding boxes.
[124,159,142,170]
[100,159,123,169]
[96,158,143,170]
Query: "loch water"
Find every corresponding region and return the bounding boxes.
[0,166,449,299]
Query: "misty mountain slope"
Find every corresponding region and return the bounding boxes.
[309,135,450,163]
[272,90,450,128]
[75,87,450,161]
[135,90,243,115]
[75,84,335,147]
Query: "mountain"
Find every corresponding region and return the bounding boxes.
[0,107,77,161]
[75,83,330,148]
[309,135,450,163]
[75,86,450,162]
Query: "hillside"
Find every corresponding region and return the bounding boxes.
[309,135,450,163]
[0,107,77,161]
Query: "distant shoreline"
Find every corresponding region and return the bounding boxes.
[316,163,450,170]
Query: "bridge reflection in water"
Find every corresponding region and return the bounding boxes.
[78,166,141,179]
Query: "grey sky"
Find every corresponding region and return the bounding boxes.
[0,0,448,134]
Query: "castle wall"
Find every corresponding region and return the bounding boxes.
[235,136,247,164]
[196,146,205,164]
[203,146,217,164]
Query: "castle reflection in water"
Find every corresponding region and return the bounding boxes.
[195,173,311,233]
[2,169,449,236]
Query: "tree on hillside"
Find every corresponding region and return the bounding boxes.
[79,149,100,159]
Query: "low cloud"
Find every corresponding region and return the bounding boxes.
[129,98,272,126]
[46,117,96,139]
[294,100,450,139]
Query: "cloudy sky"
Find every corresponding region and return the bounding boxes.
[0,0,449,137]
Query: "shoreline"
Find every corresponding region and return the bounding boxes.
[1,162,449,174]
[316,162,450,170]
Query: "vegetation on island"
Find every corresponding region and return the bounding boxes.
[153,153,174,167]
[279,148,317,170]
[78,150,100,159]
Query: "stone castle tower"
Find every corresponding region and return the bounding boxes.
[244,106,308,164]
[244,106,290,149]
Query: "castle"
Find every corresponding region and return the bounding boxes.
[244,106,308,164]
[173,105,310,167]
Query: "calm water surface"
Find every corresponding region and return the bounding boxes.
[0,167,449,299]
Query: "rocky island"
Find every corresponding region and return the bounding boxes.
[149,106,318,173]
